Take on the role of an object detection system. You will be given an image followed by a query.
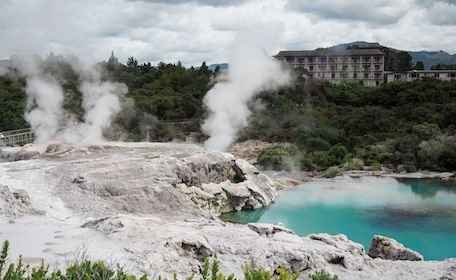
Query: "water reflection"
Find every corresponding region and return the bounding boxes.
[400,178,456,199]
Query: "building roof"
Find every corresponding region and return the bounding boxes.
[274,48,384,57]
[385,70,456,74]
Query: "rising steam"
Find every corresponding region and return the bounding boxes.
[202,30,291,151]
[10,55,127,144]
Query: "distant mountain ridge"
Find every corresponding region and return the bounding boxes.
[327,41,456,69]
[209,63,228,71]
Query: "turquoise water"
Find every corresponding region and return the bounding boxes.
[222,177,456,260]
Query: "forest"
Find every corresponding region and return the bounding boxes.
[0,54,455,173]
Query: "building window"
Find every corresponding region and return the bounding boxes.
[353,73,357,79]
[450,73,456,78]
[374,56,380,61]
[331,73,335,79]
[374,64,380,70]
[411,73,418,78]
[394,74,401,80]
[365,73,370,79]
[363,64,371,70]
[308,58,313,63]
[434,73,440,78]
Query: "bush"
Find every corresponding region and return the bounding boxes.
[300,156,316,171]
[370,161,383,171]
[438,146,456,170]
[311,151,332,168]
[412,122,441,141]
[328,144,348,164]
[403,161,417,172]
[342,158,364,171]
[304,137,331,152]
[257,146,298,170]
[322,166,341,178]
[308,270,338,280]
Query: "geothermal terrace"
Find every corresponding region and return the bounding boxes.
[0,142,455,280]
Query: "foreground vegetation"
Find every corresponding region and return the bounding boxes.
[0,241,337,280]
[1,54,455,172]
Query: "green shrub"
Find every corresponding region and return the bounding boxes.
[438,146,456,170]
[403,162,417,172]
[304,137,331,152]
[311,151,332,168]
[342,158,364,171]
[300,156,316,171]
[322,166,341,178]
[412,122,441,141]
[257,146,298,170]
[308,270,338,280]
[370,161,383,171]
[328,144,348,164]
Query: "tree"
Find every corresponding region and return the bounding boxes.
[383,48,413,71]
[414,61,425,70]
[346,44,359,50]
[127,57,138,68]
[431,63,456,70]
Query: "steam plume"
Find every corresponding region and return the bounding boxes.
[202,30,291,151]
[10,55,127,144]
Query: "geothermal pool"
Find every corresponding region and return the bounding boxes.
[222,176,456,260]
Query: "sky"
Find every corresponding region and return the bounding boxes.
[1,0,456,66]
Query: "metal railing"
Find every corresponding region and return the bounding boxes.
[0,128,35,147]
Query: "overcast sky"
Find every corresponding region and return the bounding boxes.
[1,0,455,66]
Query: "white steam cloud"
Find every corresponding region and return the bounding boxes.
[10,55,127,144]
[202,29,291,151]
[25,77,65,143]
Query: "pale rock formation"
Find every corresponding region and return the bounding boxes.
[0,184,42,217]
[0,144,44,161]
[368,235,424,261]
[248,222,295,236]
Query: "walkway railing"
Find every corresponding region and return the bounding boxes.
[0,128,35,147]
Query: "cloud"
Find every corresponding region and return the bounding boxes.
[285,0,410,25]
[0,0,454,67]
[419,0,456,25]
[126,0,250,6]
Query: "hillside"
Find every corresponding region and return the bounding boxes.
[328,41,456,69]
